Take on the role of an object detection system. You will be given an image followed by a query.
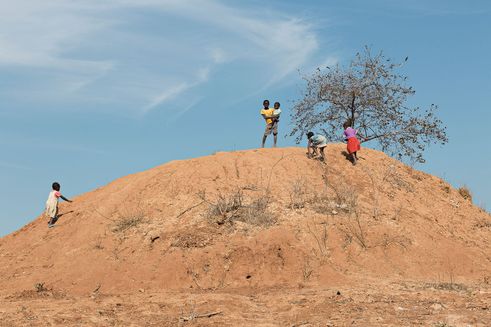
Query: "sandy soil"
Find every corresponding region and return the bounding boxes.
[1,145,490,326]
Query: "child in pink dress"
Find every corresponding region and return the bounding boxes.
[343,121,361,165]
[45,182,72,228]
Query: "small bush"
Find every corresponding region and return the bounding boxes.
[324,182,358,214]
[238,197,276,227]
[211,191,243,221]
[203,189,275,227]
[113,206,146,233]
[35,282,48,293]
[289,179,310,209]
[458,186,472,201]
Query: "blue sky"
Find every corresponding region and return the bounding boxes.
[1,0,490,236]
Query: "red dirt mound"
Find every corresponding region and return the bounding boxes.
[1,145,490,325]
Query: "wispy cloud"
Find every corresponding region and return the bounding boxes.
[142,65,211,113]
[0,0,322,117]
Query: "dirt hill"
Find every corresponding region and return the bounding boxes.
[1,144,490,326]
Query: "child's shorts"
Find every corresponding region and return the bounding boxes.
[264,123,278,136]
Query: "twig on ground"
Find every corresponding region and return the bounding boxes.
[291,322,310,327]
[93,207,116,223]
[180,311,222,322]
[176,201,205,219]
[92,284,101,293]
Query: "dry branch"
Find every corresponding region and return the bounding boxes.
[180,311,222,322]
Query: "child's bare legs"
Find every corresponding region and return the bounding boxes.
[319,147,325,161]
[351,152,357,165]
[273,133,277,147]
[262,135,267,148]
[48,216,58,228]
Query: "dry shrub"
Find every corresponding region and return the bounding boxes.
[329,182,367,248]
[322,177,358,214]
[289,178,311,209]
[202,189,275,227]
[382,164,413,192]
[307,222,329,259]
[208,190,243,223]
[474,217,491,229]
[342,211,367,249]
[238,197,275,226]
[458,186,472,201]
[377,233,411,250]
[35,282,48,293]
[289,178,335,214]
[302,261,313,281]
[113,205,146,233]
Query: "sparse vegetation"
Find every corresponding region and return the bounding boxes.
[302,261,313,281]
[429,282,467,292]
[320,176,368,248]
[433,322,455,327]
[474,217,491,229]
[377,233,411,250]
[381,164,413,192]
[458,186,472,202]
[35,282,48,293]
[94,238,104,250]
[289,178,311,209]
[112,205,147,233]
[307,222,329,259]
[200,188,276,227]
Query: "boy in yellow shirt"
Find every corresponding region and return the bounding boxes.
[260,100,278,148]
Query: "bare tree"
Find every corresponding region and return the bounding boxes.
[289,46,448,162]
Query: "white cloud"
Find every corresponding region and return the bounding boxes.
[0,0,321,116]
[143,83,189,113]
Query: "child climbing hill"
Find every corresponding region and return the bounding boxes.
[45,182,72,228]
[306,131,328,162]
[343,120,361,165]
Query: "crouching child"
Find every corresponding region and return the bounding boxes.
[307,132,328,162]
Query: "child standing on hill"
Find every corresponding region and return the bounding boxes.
[260,100,278,148]
[45,182,72,228]
[307,131,328,162]
[343,120,361,165]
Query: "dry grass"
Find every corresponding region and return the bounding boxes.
[307,221,329,259]
[35,282,48,293]
[458,186,472,201]
[201,189,276,227]
[427,282,467,292]
[474,217,491,229]
[382,164,414,192]
[302,261,313,281]
[328,181,367,248]
[289,178,311,209]
[112,205,147,233]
